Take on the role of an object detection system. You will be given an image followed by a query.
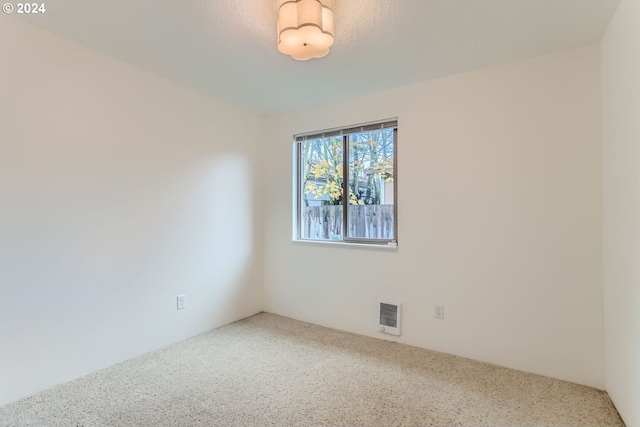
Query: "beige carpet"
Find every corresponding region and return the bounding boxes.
[0,313,624,427]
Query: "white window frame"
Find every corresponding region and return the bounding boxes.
[294,119,398,246]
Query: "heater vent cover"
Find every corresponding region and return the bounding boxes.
[378,301,401,336]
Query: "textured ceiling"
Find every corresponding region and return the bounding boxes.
[15,0,620,114]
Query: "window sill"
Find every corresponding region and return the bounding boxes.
[292,239,398,250]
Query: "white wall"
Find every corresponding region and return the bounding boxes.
[263,45,605,389]
[0,18,263,406]
[602,0,640,424]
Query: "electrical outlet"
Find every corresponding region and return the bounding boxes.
[177,294,186,310]
[434,305,444,319]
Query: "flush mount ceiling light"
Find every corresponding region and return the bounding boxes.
[277,0,334,61]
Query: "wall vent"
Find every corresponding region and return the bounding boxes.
[378,301,401,336]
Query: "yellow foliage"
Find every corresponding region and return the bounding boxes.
[311,160,329,179]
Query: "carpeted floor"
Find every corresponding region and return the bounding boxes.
[0,313,624,427]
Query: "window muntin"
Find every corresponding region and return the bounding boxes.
[296,120,397,245]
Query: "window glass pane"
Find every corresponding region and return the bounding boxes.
[300,137,344,240]
[347,129,395,240]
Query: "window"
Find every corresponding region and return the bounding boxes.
[295,119,397,245]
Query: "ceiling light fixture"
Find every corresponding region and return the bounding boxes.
[277,0,334,61]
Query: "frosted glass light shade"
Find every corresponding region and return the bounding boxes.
[277,0,334,61]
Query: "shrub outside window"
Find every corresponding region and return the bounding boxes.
[295,120,397,245]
